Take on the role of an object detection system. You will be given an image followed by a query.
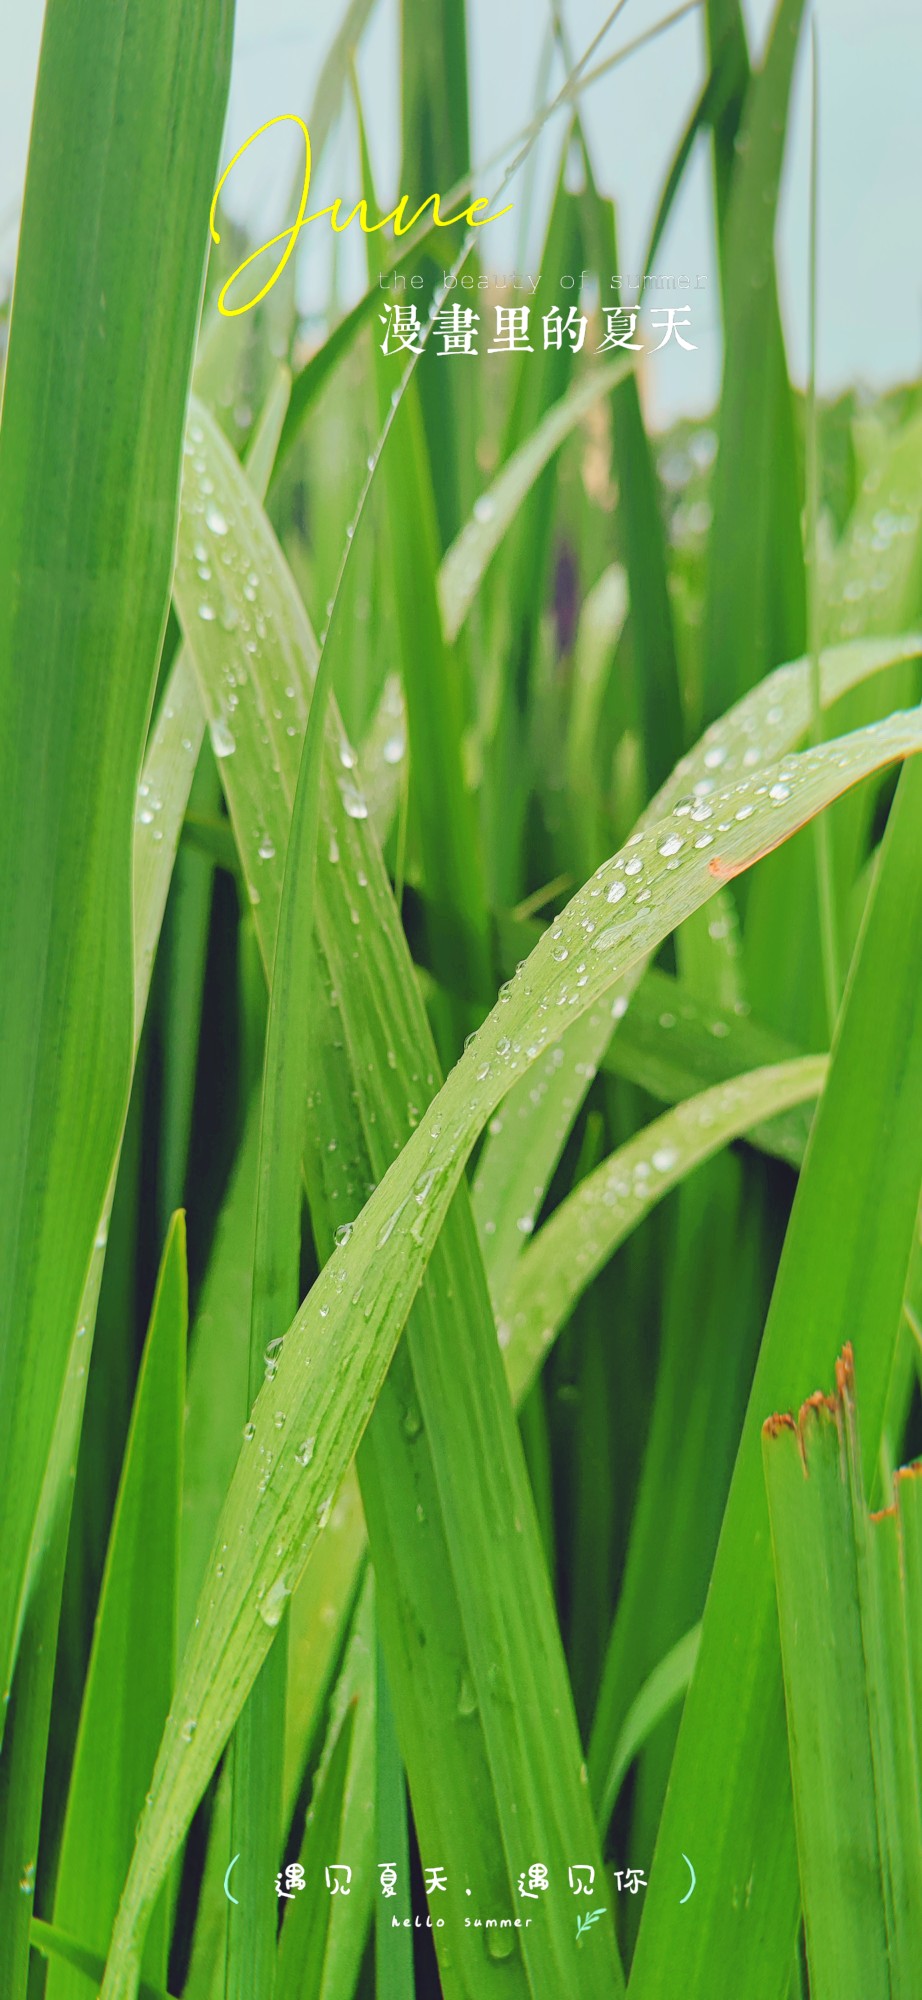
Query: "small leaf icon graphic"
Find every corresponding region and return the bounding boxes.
[575,1908,608,1940]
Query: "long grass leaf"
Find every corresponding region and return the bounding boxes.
[500,1057,826,1404]
[762,1360,889,2000]
[47,1219,187,2000]
[578,160,685,794]
[31,1923,176,2000]
[601,1624,701,1821]
[705,0,750,235]
[628,757,922,2000]
[763,1353,922,1995]
[375,378,493,1022]
[702,0,806,724]
[0,638,207,2000]
[180,1101,259,1651]
[859,1499,922,1992]
[643,47,737,275]
[598,966,814,1164]
[172,406,623,2000]
[28,366,286,1701]
[274,1702,358,2000]
[374,1639,414,2000]
[0,12,232,1992]
[644,632,922,829]
[481,148,582,907]
[279,1571,375,2000]
[0,0,233,1711]
[0,362,282,2000]
[223,373,322,2000]
[473,1004,620,1299]
[803,28,841,1033]
[587,1151,775,1880]
[563,565,630,866]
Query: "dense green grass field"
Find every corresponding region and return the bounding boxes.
[2,2,922,1997]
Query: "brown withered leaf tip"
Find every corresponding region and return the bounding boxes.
[835,1343,855,1399]
[883,1458,922,1525]
[801,1391,837,1421]
[762,1411,798,1440]
[761,1346,855,1476]
[763,1345,855,1439]
[793,1393,839,1475]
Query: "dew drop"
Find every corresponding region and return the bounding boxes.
[486,1925,517,1962]
[210,715,236,759]
[259,1577,291,1628]
[339,781,369,820]
[456,1670,478,1717]
[402,1402,424,1441]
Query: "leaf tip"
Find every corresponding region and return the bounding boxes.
[762,1411,798,1442]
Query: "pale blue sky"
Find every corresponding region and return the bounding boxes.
[2,0,920,424]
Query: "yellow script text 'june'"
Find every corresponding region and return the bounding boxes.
[210,115,513,318]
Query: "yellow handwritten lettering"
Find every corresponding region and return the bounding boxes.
[329,198,405,236]
[211,114,312,319]
[210,119,514,316]
[464,195,513,227]
[393,193,443,236]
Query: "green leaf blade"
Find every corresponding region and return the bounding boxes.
[0,0,234,1710]
[762,1375,889,2000]
[48,1216,188,1999]
[629,757,922,2000]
